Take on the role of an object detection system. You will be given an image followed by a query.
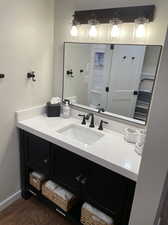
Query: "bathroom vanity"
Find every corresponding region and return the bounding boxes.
[16,41,161,225]
[17,108,141,225]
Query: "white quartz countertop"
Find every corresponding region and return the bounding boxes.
[17,115,141,182]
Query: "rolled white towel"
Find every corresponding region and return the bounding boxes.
[31,172,45,180]
[45,181,58,191]
[53,186,74,200]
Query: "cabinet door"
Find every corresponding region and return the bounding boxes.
[82,163,135,223]
[52,145,88,196]
[26,133,50,176]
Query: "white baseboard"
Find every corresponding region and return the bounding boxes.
[0,190,21,212]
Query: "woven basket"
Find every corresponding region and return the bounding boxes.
[29,174,44,191]
[42,184,78,212]
[81,207,113,225]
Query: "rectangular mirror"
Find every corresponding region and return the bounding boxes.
[63,42,162,124]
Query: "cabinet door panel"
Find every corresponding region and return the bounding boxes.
[52,146,87,195]
[83,164,130,214]
[27,133,50,175]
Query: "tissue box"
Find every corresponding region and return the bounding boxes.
[46,102,61,117]
[81,203,114,225]
[42,181,78,212]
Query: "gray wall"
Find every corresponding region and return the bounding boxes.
[0,0,55,203]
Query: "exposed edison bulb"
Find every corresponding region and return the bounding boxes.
[136,24,146,38]
[111,24,120,38]
[89,25,97,37]
[70,25,78,37]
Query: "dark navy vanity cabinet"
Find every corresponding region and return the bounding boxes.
[19,129,136,225]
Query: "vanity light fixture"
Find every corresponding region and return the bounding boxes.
[135,17,149,38]
[110,18,122,38]
[70,5,155,39]
[88,19,99,38]
[70,15,79,37]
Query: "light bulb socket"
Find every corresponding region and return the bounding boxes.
[88,19,99,26]
[72,20,80,26]
[109,18,122,25]
[135,17,149,24]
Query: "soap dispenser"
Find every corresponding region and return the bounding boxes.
[62,99,71,118]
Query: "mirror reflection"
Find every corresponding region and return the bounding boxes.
[63,43,161,123]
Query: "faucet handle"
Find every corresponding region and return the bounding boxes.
[78,114,87,125]
[98,120,109,131]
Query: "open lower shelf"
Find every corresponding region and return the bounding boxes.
[28,185,83,225]
[51,176,117,218]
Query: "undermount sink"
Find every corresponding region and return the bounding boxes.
[57,124,104,145]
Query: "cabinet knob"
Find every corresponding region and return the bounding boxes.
[81,177,87,185]
[133,91,139,96]
[75,174,83,182]
[44,159,48,164]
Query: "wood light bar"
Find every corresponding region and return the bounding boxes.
[74,5,155,24]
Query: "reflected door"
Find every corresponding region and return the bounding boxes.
[107,45,146,118]
[88,45,112,109]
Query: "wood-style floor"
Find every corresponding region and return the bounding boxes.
[0,197,72,225]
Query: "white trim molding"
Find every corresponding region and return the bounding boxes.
[0,190,21,212]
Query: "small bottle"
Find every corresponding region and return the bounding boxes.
[62,100,71,118]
